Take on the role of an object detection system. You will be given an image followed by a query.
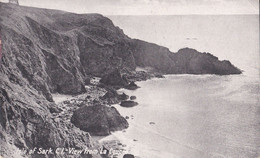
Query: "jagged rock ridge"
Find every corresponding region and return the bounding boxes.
[130,40,241,74]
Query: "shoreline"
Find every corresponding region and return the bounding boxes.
[51,72,257,158]
[50,72,164,158]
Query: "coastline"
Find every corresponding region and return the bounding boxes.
[0,3,256,158]
[51,73,163,158]
[34,72,260,158]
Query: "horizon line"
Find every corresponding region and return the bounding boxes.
[1,2,259,16]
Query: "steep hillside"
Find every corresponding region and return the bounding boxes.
[0,2,241,158]
[0,3,241,100]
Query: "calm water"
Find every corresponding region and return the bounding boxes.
[115,74,259,158]
[107,15,260,158]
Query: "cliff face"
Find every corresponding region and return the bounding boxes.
[0,3,132,157]
[0,2,241,158]
[0,3,241,100]
[130,40,241,74]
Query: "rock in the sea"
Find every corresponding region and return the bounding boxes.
[130,96,137,100]
[125,81,139,90]
[100,69,128,87]
[71,104,129,136]
[120,101,138,107]
[118,93,129,100]
[123,154,135,158]
[101,88,129,104]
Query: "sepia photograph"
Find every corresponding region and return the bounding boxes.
[0,0,259,158]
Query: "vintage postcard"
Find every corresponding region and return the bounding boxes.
[0,0,259,158]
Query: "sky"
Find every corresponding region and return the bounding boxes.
[0,0,259,15]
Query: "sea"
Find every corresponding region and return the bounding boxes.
[99,15,260,158]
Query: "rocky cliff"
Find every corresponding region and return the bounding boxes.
[130,40,241,74]
[0,2,241,158]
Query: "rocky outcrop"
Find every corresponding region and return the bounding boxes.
[120,101,138,108]
[100,69,128,87]
[125,81,139,90]
[118,93,129,100]
[100,88,129,104]
[129,40,241,74]
[71,104,129,136]
[170,48,242,74]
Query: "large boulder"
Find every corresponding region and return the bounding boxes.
[100,69,128,87]
[123,154,135,158]
[130,96,136,100]
[71,104,129,136]
[120,101,138,108]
